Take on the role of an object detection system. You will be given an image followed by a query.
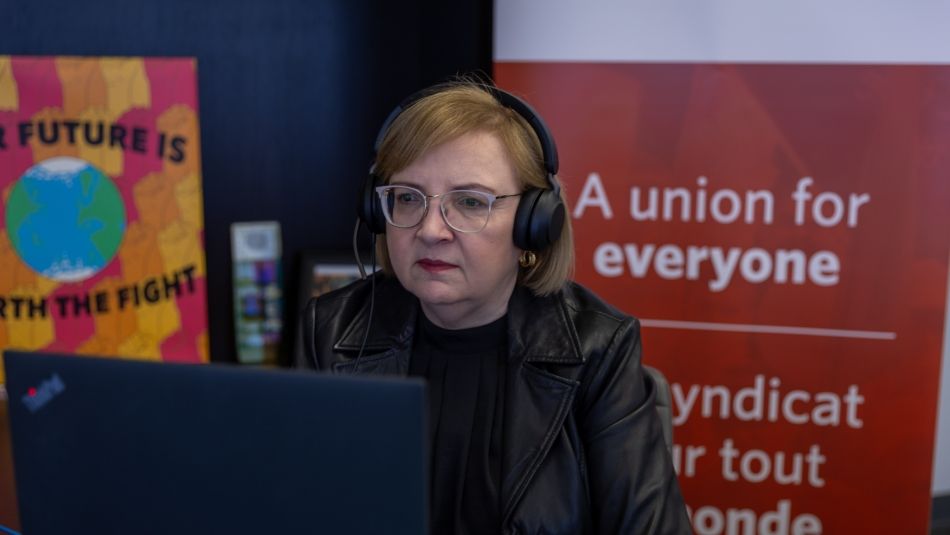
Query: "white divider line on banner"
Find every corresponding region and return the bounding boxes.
[640,319,896,340]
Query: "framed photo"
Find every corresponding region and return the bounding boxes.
[297,250,369,306]
[292,250,373,366]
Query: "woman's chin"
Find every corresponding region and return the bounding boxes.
[409,282,462,308]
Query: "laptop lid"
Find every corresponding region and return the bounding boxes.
[3,351,427,535]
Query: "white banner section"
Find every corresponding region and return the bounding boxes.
[496,0,950,64]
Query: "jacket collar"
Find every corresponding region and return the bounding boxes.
[333,277,419,353]
[333,277,585,366]
[505,284,585,364]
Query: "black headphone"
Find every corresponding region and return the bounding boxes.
[358,84,566,252]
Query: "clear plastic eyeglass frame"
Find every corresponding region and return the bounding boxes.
[375,184,522,233]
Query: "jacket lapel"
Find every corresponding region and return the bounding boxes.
[500,287,584,524]
[331,277,418,376]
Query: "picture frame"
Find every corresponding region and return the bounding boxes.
[292,250,373,366]
[296,250,369,307]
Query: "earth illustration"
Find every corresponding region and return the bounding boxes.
[5,156,127,282]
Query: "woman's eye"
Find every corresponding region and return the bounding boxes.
[396,192,421,204]
[457,195,487,209]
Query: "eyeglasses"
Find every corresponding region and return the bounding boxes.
[375,185,522,233]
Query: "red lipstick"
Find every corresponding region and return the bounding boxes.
[417,258,458,273]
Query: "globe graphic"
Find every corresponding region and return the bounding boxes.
[5,156,126,282]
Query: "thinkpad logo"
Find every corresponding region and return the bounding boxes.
[21,373,66,413]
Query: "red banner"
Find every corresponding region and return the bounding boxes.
[497,62,950,533]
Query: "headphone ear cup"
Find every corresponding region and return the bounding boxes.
[540,191,566,249]
[513,187,565,251]
[358,173,387,234]
[513,188,541,250]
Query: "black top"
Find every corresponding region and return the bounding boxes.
[408,312,508,534]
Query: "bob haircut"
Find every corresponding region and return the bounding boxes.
[372,81,574,296]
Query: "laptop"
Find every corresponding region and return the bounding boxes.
[3,351,427,535]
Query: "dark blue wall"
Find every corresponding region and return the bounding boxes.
[0,0,492,362]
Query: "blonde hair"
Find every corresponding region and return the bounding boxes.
[373,81,574,296]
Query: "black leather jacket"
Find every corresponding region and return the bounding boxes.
[301,275,692,534]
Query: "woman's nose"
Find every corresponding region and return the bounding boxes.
[416,199,454,242]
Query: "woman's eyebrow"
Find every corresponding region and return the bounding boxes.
[388,180,424,190]
[389,180,498,194]
[450,182,497,193]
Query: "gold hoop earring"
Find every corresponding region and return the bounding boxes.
[519,250,537,268]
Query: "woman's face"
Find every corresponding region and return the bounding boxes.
[385,131,522,329]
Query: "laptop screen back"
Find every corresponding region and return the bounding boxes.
[3,351,427,535]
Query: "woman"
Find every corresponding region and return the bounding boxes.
[302,81,691,534]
